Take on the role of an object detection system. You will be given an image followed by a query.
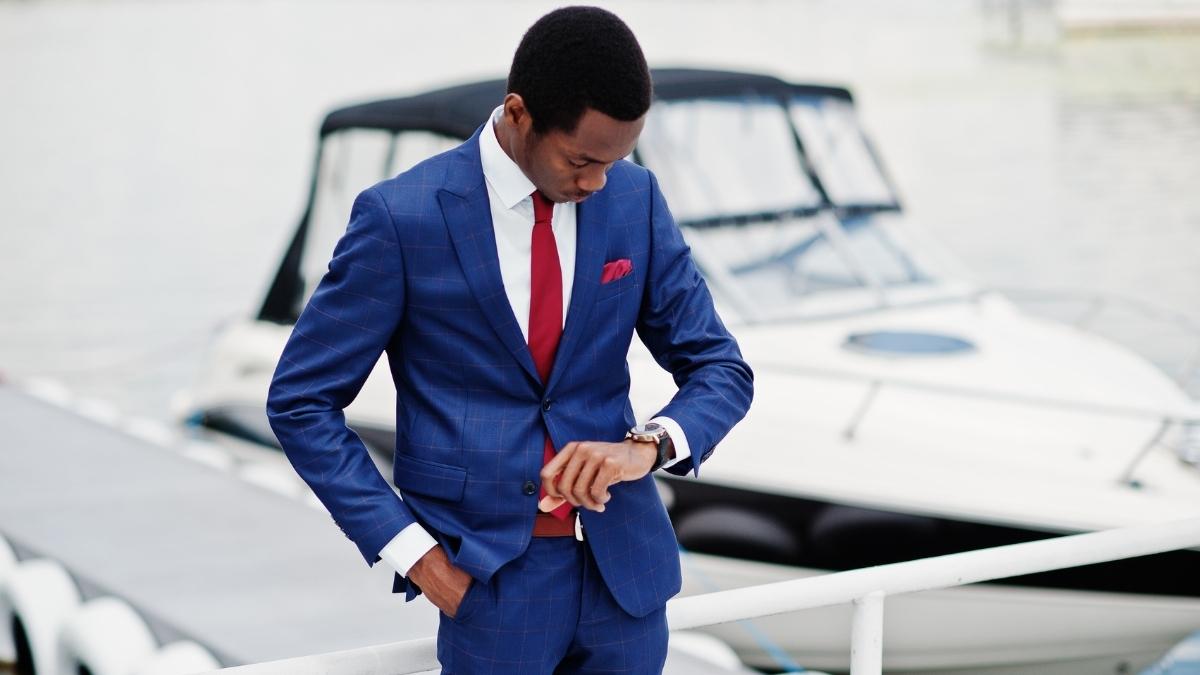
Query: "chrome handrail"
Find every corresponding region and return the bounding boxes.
[206,517,1200,675]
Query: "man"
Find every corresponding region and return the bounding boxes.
[266,6,753,673]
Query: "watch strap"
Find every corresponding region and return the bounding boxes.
[629,423,672,472]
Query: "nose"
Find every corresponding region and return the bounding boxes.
[577,164,607,194]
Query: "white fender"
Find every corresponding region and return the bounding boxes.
[0,559,81,675]
[0,534,17,663]
[132,641,220,675]
[56,596,156,675]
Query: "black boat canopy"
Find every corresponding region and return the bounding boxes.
[319,68,853,138]
[258,69,909,325]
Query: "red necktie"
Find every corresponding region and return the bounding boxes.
[529,191,572,520]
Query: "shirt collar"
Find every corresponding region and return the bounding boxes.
[480,105,536,210]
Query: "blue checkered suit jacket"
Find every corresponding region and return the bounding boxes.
[265,125,753,618]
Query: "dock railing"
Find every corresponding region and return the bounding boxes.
[208,516,1200,675]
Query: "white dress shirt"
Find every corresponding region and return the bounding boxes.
[378,106,691,576]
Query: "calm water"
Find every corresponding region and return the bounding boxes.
[1,0,1198,420]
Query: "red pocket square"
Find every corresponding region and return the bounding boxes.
[600,258,633,284]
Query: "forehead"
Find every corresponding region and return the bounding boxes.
[552,108,645,161]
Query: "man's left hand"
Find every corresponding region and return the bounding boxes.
[539,439,659,512]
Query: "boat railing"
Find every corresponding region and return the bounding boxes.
[205,516,1200,675]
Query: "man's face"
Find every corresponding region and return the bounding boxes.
[504,96,645,204]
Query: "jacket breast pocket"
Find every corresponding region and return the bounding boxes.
[596,274,640,303]
[393,454,467,502]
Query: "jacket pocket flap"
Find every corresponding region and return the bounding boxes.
[393,454,467,502]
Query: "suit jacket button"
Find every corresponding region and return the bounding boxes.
[542,399,552,412]
[522,480,537,495]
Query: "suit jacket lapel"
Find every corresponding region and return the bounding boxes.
[546,187,610,393]
[438,128,541,387]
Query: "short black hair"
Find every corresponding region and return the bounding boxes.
[507,6,653,135]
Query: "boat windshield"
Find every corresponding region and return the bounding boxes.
[298,94,938,322]
[635,95,935,319]
[300,129,460,296]
[680,212,931,314]
[788,95,895,207]
[637,97,823,221]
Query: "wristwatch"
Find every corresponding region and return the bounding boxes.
[627,422,674,472]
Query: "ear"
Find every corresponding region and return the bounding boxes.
[503,93,531,133]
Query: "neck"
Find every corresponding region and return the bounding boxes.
[493,115,518,165]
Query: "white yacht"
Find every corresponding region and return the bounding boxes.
[179,69,1200,674]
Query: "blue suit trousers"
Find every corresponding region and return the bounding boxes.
[436,536,668,674]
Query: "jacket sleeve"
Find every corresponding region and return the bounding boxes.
[265,186,415,566]
[635,170,755,477]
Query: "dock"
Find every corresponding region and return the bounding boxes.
[0,383,437,667]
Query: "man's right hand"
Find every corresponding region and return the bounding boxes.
[407,545,473,618]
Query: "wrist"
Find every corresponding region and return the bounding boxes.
[626,422,674,472]
[625,439,657,473]
[407,545,442,583]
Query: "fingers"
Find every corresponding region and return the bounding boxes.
[538,494,567,512]
[558,444,622,511]
[449,577,473,618]
[540,442,576,500]
[572,456,603,511]
[588,456,616,507]
[539,442,628,513]
[555,444,589,508]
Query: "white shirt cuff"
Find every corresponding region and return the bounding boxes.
[378,523,438,577]
[650,416,691,469]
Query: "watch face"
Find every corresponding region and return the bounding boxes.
[631,423,666,443]
[636,422,662,435]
